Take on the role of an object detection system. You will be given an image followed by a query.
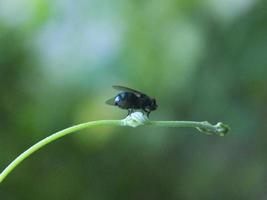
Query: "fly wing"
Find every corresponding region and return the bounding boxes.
[105,97,116,106]
[112,85,145,97]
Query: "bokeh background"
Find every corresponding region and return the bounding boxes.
[1,0,267,199]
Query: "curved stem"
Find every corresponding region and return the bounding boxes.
[0,120,122,183]
[0,117,229,183]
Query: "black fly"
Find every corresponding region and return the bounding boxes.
[105,85,158,117]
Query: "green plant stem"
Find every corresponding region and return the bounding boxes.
[149,120,206,128]
[0,119,229,183]
[0,120,122,183]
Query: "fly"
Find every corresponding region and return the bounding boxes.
[105,85,158,117]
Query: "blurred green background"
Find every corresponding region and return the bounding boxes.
[1,0,267,199]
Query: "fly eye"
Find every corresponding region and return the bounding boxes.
[114,96,120,105]
[115,96,120,102]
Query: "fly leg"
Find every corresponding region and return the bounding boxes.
[146,111,151,118]
[143,108,151,118]
[127,109,133,116]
